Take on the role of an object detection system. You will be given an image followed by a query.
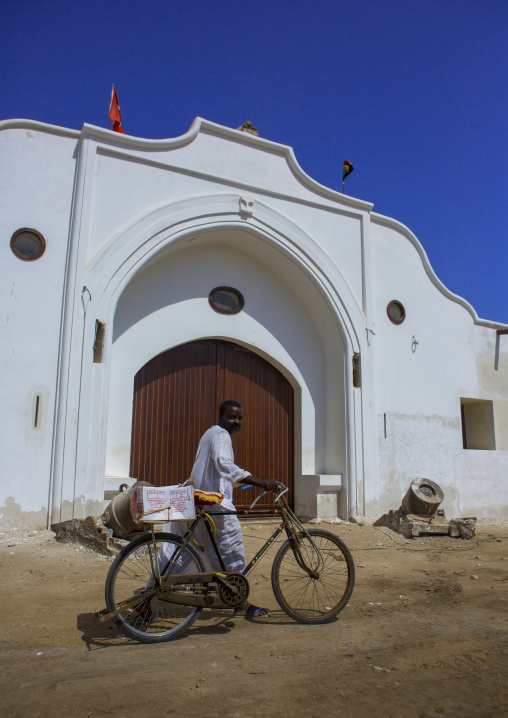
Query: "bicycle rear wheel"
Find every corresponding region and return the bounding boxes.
[105,532,205,643]
[271,529,355,624]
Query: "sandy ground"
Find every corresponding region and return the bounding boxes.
[1,518,508,718]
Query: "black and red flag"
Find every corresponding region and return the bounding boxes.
[108,85,126,134]
[342,160,354,193]
[343,160,354,180]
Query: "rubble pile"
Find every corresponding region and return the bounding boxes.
[50,481,153,555]
[50,515,125,556]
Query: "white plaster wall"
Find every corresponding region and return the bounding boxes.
[368,220,508,517]
[85,137,366,312]
[3,118,506,526]
[0,126,78,527]
[105,235,348,508]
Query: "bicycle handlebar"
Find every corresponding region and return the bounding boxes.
[241,482,286,492]
[241,483,289,509]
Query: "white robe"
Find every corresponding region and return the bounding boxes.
[164,425,250,572]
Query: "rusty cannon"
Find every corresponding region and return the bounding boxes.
[380,478,476,539]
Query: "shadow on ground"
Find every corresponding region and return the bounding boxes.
[77,611,239,650]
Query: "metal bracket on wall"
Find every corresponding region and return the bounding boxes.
[93,320,105,363]
[352,352,361,388]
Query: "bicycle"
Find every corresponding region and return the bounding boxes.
[97,485,355,643]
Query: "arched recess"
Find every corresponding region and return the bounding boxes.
[57,195,370,524]
[104,230,348,516]
[130,339,294,510]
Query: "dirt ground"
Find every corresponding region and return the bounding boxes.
[1,517,507,718]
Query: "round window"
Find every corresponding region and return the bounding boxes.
[387,300,406,324]
[10,228,46,261]
[209,287,244,315]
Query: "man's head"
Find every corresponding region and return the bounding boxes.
[218,400,243,435]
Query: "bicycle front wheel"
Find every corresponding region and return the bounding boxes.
[271,529,355,624]
[105,532,205,643]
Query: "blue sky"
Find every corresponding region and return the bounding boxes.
[3,0,507,322]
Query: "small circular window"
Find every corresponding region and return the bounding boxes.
[10,228,46,261]
[387,300,406,324]
[209,286,244,315]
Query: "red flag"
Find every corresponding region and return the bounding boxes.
[108,85,126,134]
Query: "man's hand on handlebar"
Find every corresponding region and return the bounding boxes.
[262,478,283,493]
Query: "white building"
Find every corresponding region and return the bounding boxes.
[1,117,507,530]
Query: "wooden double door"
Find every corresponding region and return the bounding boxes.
[129,340,294,509]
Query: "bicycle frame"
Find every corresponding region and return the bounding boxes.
[160,486,323,582]
[180,509,286,576]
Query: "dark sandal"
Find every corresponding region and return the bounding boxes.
[234,604,271,618]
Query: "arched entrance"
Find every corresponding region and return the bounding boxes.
[129,339,294,509]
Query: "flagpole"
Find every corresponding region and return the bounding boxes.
[108,84,114,130]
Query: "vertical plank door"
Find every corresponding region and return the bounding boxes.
[130,339,294,510]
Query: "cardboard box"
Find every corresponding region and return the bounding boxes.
[130,485,195,523]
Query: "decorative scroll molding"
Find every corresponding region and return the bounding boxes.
[239,197,254,217]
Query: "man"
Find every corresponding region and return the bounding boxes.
[178,399,280,616]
